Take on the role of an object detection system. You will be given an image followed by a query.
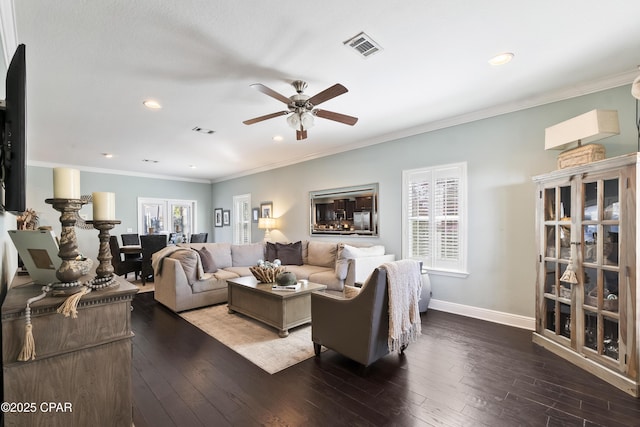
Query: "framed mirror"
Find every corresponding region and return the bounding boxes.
[310,183,378,236]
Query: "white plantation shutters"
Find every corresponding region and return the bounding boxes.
[233,194,251,244]
[403,163,467,274]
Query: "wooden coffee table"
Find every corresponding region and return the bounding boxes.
[226,276,326,337]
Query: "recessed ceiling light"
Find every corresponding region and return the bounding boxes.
[102,153,113,158]
[143,99,162,109]
[189,165,197,169]
[488,52,514,66]
[272,135,284,142]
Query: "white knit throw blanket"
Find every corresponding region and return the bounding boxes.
[383,260,422,352]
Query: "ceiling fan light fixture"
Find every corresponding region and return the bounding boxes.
[287,113,300,129]
[300,112,315,129]
[143,99,162,109]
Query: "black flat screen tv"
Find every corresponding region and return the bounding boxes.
[0,43,26,214]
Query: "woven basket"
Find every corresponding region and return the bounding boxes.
[249,266,284,283]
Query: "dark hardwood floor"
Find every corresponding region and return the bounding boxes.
[131,292,640,426]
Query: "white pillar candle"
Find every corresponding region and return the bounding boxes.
[92,192,116,220]
[53,168,81,199]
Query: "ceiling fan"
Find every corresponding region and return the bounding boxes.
[243,80,358,140]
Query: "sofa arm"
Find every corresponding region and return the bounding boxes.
[154,257,194,311]
[345,254,396,286]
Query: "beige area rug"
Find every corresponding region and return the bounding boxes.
[180,304,319,374]
[126,278,154,293]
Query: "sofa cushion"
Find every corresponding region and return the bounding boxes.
[190,243,232,269]
[276,241,303,265]
[231,243,265,266]
[283,264,330,280]
[309,269,343,291]
[335,244,386,280]
[307,241,337,268]
[191,274,227,293]
[197,246,218,273]
[223,266,253,277]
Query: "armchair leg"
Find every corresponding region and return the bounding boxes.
[313,342,322,357]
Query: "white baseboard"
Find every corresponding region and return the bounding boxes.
[427,298,535,330]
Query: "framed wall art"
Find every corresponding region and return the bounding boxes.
[214,208,223,227]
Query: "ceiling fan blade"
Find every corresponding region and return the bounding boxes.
[307,84,348,106]
[314,109,358,126]
[250,83,291,104]
[243,111,288,125]
[296,129,308,140]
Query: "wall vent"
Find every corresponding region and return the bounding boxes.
[192,126,215,135]
[344,32,382,58]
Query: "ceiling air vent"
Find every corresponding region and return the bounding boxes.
[344,32,382,58]
[192,126,215,135]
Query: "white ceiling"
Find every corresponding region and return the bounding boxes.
[7,0,640,182]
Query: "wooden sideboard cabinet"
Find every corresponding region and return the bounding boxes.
[2,276,138,426]
[533,153,639,397]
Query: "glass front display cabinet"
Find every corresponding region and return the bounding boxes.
[533,153,639,397]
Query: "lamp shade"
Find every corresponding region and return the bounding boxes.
[545,109,620,150]
[258,217,276,230]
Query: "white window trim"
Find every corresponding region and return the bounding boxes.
[232,194,251,245]
[402,162,469,278]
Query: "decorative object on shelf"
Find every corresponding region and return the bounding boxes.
[258,216,277,242]
[544,109,620,169]
[275,271,297,287]
[16,208,38,230]
[87,219,121,279]
[45,197,87,286]
[53,167,81,199]
[92,191,116,220]
[250,259,284,283]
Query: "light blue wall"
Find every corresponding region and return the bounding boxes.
[211,85,638,317]
[22,167,213,263]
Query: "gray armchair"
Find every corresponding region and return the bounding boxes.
[311,261,421,367]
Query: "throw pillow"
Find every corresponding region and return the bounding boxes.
[335,244,386,280]
[197,246,218,273]
[276,241,303,265]
[231,243,265,266]
[265,242,277,262]
[307,241,337,268]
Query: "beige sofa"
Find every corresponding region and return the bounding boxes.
[153,240,395,312]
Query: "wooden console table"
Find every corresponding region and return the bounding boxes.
[2,275,138,426]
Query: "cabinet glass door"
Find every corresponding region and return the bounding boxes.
[581,177,620,362]
[542,183,573,340]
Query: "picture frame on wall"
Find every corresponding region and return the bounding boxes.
[223,210,230,226]
[214,208,223,227]
[252,208,259,223]
[260,202,273,219]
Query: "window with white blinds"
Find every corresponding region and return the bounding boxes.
[402,162,468,275]
[232,194,251,245]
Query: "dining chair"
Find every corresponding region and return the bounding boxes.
[140,234,168,285]
[120,233,141,260]
[190,232,208,243]
[109,236,142,280]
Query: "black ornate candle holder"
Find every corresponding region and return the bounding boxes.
[87,219,121,280]
[45,198,87,288]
